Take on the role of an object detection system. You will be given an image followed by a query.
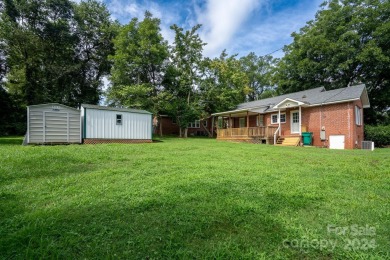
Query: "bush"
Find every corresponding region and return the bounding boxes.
[364,125,390,147]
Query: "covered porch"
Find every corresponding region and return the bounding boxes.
[212,98,307,145]
[212,107,278,143]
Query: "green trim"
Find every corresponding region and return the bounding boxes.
[150,114,153,140]
[83,108,87,139]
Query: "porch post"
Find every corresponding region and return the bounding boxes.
[247,111,250,137]
[229,114,232,137]
[299,105,302,135]
[278,109,281,135]
[246,111,249,128]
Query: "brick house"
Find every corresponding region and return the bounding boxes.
[212,84,370,149]
[153,116,213,137]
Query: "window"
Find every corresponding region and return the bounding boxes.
[280,114,286,123]
[355,106,362,126]
[271,114,278,124]
[116,114,122,125]
[258,115,264,127]
[271,113,286,124]
[239,118,246,128]
[188,120,200,128]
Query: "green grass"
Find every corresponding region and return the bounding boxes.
[1,137,389,259]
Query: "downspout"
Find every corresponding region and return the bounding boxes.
[299,105,302,135]
[278,109,281,135]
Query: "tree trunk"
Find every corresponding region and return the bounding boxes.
[159,116,163,137]
[184,128,188,138]
[179,128,182,138]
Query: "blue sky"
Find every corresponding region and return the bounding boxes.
[76,0,324,58]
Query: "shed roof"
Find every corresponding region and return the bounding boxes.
[28,103,79,111]
[81,104,152,115]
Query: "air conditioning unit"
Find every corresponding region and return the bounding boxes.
[361,141,374,151]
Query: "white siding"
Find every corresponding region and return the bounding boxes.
[84,108,152,140]
[28,104,81,144]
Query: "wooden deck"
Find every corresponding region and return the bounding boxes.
[216,126,278,143]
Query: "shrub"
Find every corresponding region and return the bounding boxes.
[364,124,390,147]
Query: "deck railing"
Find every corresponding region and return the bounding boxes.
[217,126,278,139]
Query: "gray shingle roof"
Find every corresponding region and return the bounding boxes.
[81,104,152,114]
[236,84,368,111]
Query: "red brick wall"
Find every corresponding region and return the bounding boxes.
[154,117,180,135]
[260,101,364,149]
[155,117,214,136]
[300,101,363,149]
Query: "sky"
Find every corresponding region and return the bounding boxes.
[82,0,325,58]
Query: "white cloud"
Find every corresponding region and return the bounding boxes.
[232,0,323,58]
[101,0,322,59]
[195,0,263,57]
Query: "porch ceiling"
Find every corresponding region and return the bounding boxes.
[212,106,268,117]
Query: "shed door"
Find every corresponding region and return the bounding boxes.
[44,112,69,142]
[329,135,345,149]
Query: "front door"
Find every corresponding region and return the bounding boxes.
[291,110,299,134]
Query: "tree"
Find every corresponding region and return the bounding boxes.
[274,0,390,124]
[163,24,205,137]
[199,50,249,116]
[1,0,115,107]
[107,11,168,114]
[239,52,275,101]
[0,0,116,134]
[71,0,117,106]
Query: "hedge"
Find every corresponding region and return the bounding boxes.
[364,125,390,147]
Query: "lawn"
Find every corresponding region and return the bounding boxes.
[0,136,389,259]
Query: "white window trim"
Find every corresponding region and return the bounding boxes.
[355,106,362,126]
[271,113,286,124]
[188,120,200,128]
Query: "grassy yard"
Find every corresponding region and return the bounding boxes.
[0,137,389,259]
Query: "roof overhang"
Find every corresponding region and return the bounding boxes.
[211,106,268,117]
[273,98,308,109]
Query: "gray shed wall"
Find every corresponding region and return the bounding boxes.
[28,104,81,144]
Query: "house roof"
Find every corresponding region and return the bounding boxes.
[212,84,369,116]
[81,104,152,115]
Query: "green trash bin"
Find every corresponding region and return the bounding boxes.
[302,132,313,145]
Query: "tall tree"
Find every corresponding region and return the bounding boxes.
[163,24,205,137]
[107,11,168,114]
[274,0,390,124]
[239,52,275,101]
[199,50,249,116]
[0,0,115,107]
[72,0,117,106]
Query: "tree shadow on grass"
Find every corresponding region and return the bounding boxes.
[0,178,333,259]
[0,153,100,184]
[0,137,23,145]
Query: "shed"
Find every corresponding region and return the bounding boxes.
[27,103,81,144]
[81,104,153,144]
